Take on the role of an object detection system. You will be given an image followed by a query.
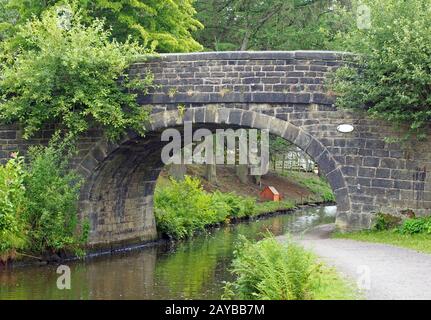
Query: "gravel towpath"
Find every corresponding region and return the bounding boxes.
[278,224,431,300]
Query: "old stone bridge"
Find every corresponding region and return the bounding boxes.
[1,51,430,249]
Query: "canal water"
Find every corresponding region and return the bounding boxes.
[0,205,336,300]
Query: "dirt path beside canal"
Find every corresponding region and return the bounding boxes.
[278,224,431,300]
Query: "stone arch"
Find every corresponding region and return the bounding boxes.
[0,50,429,248]
[78,107,351,248]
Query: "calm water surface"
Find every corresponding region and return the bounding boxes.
[0,205,336,300]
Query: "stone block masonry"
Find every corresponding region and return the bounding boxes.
[0,51,430,248]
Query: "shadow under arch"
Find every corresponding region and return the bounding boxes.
[78,107,350,247]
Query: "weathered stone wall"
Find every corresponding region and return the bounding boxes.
[1,51,430,248]
[134,51,342,105]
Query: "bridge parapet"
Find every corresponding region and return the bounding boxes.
[133,51,351,105]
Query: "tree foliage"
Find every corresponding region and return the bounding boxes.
[0,0,203,52]
[331,0,431,138]
[194,0,352,51]
[0,6,152,141]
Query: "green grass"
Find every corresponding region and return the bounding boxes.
[281,171,335,203]
[253,200,296,215]
[309,261,359,300]
[223,236,358,300]
[333,230,431,254]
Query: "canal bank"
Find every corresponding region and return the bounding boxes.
[1,199,334,269]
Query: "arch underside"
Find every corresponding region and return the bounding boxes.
[79,107,363,248]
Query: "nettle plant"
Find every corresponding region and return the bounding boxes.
[0,6,153,142]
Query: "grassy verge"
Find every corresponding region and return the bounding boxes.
[253,199,295,215]
[333,230,431,254]
[334,214,431,254]
[280,171,335,203]
[223,236,358,300]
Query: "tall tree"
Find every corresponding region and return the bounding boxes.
[331,0,431,139]
[0,0,203,52]
[204,164,217,183]
[194,0,352,51]
[0,7,151,141]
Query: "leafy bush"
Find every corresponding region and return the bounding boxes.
[223,236,356,300]
[154,176,219,239]
[302,176,335,203]
[211,191,256,219]
[0,143,88,259]
[370,213,431,235]
[154,176,259,239]
[223,236,315,300]
[23,144,87,254]
[331,0,431,138]
[0,154,28,260]
[0,5,151,142]
[367,214,431,235]
[399,217,431,235]
[373,213,402,231]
